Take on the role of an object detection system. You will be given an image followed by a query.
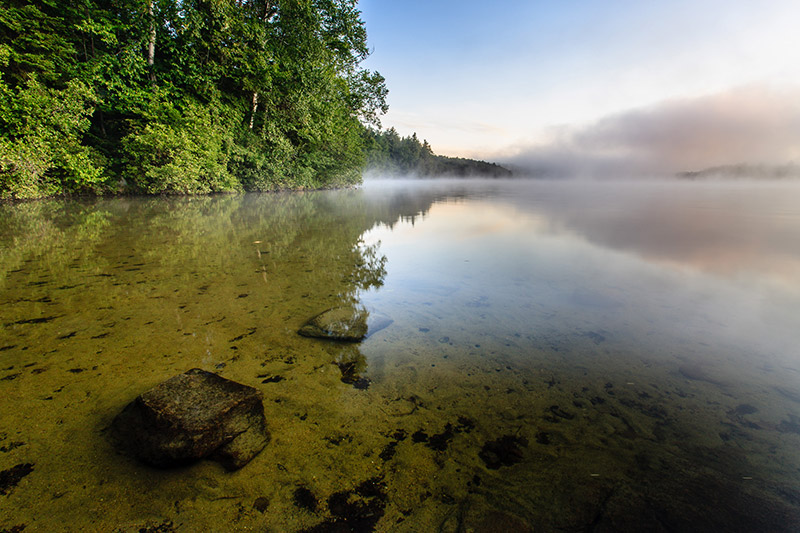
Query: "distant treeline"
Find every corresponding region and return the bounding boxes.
[678,164,800,180]
[364,128,512,178]
[0,1,387,200]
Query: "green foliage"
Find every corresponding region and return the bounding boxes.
[0,2,76,86]
[364,128,512,178]
[0,0,388,199]
[121,98,240,194]
[0,65,103,199]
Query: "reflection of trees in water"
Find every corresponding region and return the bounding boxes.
[348,241,387,292]
[0,186,463,341]
[331,343,370,389]
[0,199,114,287]
[0,186,467,387]
[0,188,441,286]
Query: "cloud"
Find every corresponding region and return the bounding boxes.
[505,85,800,177]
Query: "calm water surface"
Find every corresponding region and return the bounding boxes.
[1,179,799,531]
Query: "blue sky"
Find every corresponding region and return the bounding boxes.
[358,1,800,173]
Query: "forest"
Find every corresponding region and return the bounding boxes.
[0,0,388,199]
[363,128,512,178]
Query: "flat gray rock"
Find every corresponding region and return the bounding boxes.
[298,307,392,342]
[111,368,269,470]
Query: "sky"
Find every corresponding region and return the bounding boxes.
[358,0,800,175]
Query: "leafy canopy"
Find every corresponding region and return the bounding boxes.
[0,0,387,199]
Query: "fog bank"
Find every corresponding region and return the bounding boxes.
[505,85,800,178]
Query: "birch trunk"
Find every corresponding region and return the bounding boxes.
[249,2,274,129]
[249,92,259,130]
[147,0,156,83]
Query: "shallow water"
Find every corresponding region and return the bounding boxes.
[1,179,800,531]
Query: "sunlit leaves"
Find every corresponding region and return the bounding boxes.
[0,0,388,198]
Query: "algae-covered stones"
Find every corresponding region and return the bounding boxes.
[298,307,392,342]
[112,368,269,470]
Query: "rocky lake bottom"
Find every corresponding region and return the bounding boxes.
[1,179,800,531]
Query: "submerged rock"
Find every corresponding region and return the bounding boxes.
[678,364,723,385]
[301,477,388,532]
[298,307,392,342]
[329,344,372,388]
[479,435,528,469]
[0,463,34,495]
[111,368,269,470]
[293,486,319,512]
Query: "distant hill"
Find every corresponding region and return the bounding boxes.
[678,163,800,180]
[364,128,512,178]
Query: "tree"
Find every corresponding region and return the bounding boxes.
[0,0,388,199]
[0,66,103,198]
[363,128,512,178]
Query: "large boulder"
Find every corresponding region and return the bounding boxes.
[111,368,269,470]
[298,307,392,342]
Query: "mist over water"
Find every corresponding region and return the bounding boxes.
[1,178,799,531]
[503,85,800,178]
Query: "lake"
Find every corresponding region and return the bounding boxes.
[1,178,799,531]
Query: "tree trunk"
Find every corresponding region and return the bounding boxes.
[249,92,259,129]
[252,2,274,129]
[147,0,156,83]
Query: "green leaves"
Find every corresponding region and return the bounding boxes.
[0,75,103,199]
[0,0,388,198]
[0,2,76,85]
[121,98,240,194]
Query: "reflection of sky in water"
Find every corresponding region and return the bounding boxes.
[360,180,800,369]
